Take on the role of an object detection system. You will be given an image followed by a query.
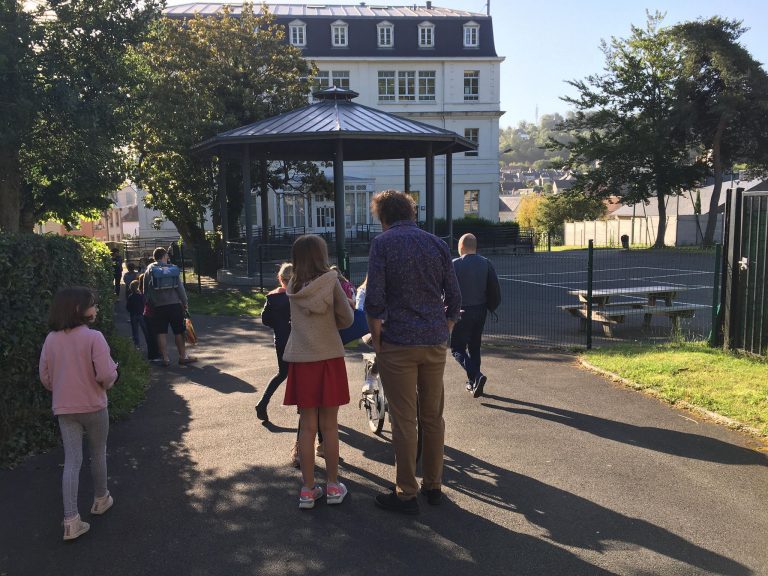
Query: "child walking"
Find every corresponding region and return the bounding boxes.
[126,279,149,349]
[283,235,354,509]
[39,287,119,541]
[256,262,293,423]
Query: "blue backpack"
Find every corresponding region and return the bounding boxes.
[149,263,180,291]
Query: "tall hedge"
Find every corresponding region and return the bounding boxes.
[0,234,114,464]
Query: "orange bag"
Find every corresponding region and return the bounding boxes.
[184,314,197,345]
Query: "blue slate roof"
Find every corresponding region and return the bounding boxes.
[164,3,497,58]
[193,87,476,160]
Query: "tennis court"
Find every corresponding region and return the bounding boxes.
[486,249,717,348]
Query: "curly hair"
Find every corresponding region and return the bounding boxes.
[370,189,416,226]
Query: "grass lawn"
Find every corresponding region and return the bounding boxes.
[583,341,768,436]
[187,288,266,317]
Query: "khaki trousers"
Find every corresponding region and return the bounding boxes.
[377,341,447,499]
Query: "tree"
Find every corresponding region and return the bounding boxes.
[516,195,545,230]
[499,113,573,168]
[671,18,768,246]
[536,192,607,233]
[129,4,315,257]
[549,13,705,248]
[0,0,161,233]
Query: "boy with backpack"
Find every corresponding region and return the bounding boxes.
[142,247,196,367]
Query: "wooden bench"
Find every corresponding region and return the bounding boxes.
[560,303,710,337]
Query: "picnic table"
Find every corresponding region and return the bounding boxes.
[561,285,709,337]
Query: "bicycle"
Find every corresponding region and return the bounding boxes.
[359,351,422,462]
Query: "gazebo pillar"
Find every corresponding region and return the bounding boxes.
[217,157,229,268]
[404,155,410,193]
[425,142,434,233]
[242,146,254,276]
[445,151,453,250]
[333,139,347,275]
[260,160,269,243]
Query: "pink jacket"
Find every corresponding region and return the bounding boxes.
[39,325,118,416]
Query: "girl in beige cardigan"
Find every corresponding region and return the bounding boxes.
[283,235,354,509]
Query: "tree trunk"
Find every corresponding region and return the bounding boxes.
[0,149,22,233]
[174,218,218,277]
[703,114,729,247]
[654,189,667,248]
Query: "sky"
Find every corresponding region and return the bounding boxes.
[166,0,768,129]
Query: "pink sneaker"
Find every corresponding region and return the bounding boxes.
[298,485,324,509]
[326,482,348,505]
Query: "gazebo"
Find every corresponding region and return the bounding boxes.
[192,87,476,275]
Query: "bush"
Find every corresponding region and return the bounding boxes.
[107,336,150,420]
[0,234,147,466]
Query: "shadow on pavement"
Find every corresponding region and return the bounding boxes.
[481,395,767,466]
[441,444,751,576]
[176,364,256,395]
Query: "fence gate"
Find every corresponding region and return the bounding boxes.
[721,187,768,356]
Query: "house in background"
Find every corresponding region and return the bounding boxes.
[165,2,505,230]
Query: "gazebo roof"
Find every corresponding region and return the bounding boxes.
[192,87,476,161]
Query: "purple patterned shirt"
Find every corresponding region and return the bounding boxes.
[365,220,462,346]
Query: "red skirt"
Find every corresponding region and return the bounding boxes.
[284,357,350,408]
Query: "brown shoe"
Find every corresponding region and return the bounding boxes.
[178,356,198,365]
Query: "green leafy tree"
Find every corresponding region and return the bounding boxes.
[536,192,607,232]
[670,17,768,246]
[129,4,315,258]
[549,13,705,248]
[0,0,161,233]
[499,113,573,168]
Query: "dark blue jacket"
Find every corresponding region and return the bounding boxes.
[261,289,291,353]
[126,292,145,316]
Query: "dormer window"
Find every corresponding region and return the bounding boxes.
[331,20,348,47]
[418,21,434,48]
[289,20,306,47]
[377,21,394,48]
[463,21,479,47]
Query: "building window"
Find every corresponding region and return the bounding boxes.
[398,71,415,101]
[314,71,330,91]
[464,128,479,156]
[464,70,479,101]
[464,190,479,215]
[418,22,434,48]
[331,71,350,89]
[378,71,396,101]
[289,20,306,47]
[418,70,436,101]
[377,21,393,47]
[463,21,479,47]
[331,20,348,47]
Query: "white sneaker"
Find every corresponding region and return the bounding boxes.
[91,491,113,515]
[62,514,90,541]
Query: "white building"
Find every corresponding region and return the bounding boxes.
[165,3,505,231]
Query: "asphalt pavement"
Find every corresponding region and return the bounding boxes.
[1,309,766,576]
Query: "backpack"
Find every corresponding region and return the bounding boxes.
[485,261,501,313]
[149,263,180,291]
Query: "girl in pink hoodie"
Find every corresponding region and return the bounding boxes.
[39,287,119,541]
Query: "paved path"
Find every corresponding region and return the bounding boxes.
[1,311,767,576]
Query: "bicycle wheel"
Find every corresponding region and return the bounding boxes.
[366,391,385,433]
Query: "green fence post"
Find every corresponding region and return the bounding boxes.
[587,239,594,350]
[709,243,722,347]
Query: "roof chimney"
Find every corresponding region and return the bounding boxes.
[426,1,432,8]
